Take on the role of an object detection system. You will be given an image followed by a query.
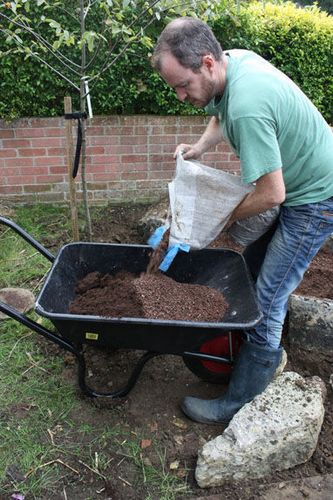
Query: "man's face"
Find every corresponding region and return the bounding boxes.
[159,53,216,108]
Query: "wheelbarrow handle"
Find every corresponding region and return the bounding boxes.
[0,216,54,262]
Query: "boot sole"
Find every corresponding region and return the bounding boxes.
[180,403,231,425]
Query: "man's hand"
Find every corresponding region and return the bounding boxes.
[174,143,203,160]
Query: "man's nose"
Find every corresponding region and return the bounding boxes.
[176,88,187,102]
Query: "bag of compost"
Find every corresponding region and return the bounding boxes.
[168,153,252,249]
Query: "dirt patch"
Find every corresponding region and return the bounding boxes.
[294,245,333,299]
[39,205,333,498]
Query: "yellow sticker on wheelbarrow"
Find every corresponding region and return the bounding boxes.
[85,332,99,340]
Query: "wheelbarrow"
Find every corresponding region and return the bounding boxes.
[0,217,262,399]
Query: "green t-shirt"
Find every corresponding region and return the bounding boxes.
[205,50,333,206]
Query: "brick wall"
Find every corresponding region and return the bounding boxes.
[0,115,240,205]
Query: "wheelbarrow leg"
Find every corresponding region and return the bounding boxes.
[75,349,160,399]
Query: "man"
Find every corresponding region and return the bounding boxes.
[151,17,333,424]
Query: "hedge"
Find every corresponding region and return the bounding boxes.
[0,1,332,122]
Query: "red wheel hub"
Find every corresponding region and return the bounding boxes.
[200,332,243,374]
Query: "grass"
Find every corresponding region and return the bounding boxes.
[0,204,190,499]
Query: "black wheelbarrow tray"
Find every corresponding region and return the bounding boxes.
[0,217,262,399]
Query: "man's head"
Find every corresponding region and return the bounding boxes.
[151,17,226,108]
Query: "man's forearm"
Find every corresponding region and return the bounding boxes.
[229,191,275,223]
[229,169,286,223]
[196,116,223,154]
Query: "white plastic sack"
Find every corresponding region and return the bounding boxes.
[228,206,280,247]
[168,154,253,249]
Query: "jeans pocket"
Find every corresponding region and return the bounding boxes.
[321,210,333,218]
[319,209,333,229]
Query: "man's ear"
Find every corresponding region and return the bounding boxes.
[202,54,215,73]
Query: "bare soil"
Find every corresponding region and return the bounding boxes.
[37,205,333,498]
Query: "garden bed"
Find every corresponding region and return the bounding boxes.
[1,203,332,499]
[58,204,333,499]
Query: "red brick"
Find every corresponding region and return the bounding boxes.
[90,155,119,165]
[121,171,147,180]
[151,126,164,134]
[103,145,132,154]
[86,126,105,136]
[203,152,230,163]
[0,149,17,158]
[0,129,15,138]
[4,157,34,167]
[85,181,109,190]
[49,166,68,174]
[216,142,233,153]
[148,161,175,172]
[121,154,147,164]
[2,167,20,176]
[86,164,107,173]
[92,172,121,182]
[120,135,147,146]
[122,162,148,172]
[149,135,175,145]
[7,175,35,184]
[44,127,64,137]
[47,148,66,156]
[35,156,64,166]
[134,126,148,135]
[148,144,163,154]
[163,126,179,135]
[191,124,206,134]
[0,185,23,194]
[19,148,46,157]
[148,153,174,165]
[86,146,105,155]
[24,184,52,193]
[3,139,31,148]
[36,175,64,183]
[89,135,120,146]
[149,170,173,180]
[21,166,47,176]
[16,128,45,138]
[134,145,149,154]
[31,138,64,148]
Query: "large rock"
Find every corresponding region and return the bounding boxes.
[288,295,333,352]
[0,288,35,320]
[196,372,326,488]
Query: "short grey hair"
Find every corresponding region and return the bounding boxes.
[151,17,223,72]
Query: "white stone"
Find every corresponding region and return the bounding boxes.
[195,372,326,488]
[288,294,333,351]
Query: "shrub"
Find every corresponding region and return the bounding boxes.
[0,2,332,122]
[212,1,333,122]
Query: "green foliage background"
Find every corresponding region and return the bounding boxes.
[0,1,332,122]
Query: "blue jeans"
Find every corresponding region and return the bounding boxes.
[249,196,333,349]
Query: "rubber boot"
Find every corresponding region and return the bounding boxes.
[181,341,283,424]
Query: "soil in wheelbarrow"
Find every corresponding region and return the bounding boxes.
[36,205,333,499]
[69,270,229,322]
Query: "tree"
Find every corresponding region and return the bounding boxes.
[1,0,220,238]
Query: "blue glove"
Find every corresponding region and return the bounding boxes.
[159,243,190,272]
[147,225,168,249]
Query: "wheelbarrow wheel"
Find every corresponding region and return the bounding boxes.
[183,331,243,384]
